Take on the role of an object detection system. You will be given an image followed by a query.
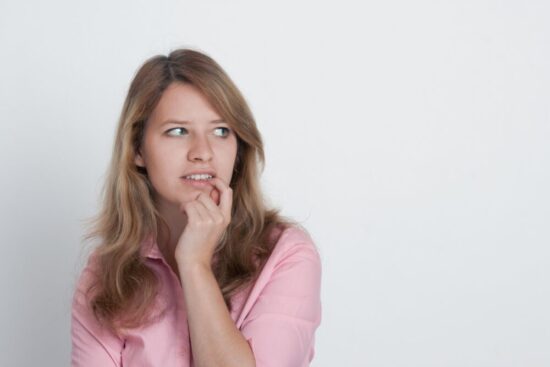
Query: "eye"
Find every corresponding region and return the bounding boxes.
[214,127,231,137]
[166,127,188,136]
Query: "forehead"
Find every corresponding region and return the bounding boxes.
[148,82,222,126]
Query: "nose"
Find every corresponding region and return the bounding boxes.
[187,134,213,162]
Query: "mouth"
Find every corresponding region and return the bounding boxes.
[181,173,215,188]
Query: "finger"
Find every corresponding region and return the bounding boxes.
[193,193,217,221]
[208,177,233,219]
[182,200,205,223]
[197,192,225,224]
[209,187,221,206]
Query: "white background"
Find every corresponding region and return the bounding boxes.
[1,1,549,366]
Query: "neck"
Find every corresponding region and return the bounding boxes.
[155,198,187,268]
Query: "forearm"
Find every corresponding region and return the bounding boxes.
[178,262,255,367]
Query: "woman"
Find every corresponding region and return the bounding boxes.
[71,48,322,367]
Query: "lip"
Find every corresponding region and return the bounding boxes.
[181,177,214,188]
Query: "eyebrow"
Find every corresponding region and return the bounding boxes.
[161,119,226,126]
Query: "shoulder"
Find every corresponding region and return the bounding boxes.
[271,224,320,260]
[261,224,322,281]
[73,248,102,302]
[240,224,322,318]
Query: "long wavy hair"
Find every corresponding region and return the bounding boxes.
[81,48,297,336]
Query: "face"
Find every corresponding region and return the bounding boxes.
[135,82,238,212]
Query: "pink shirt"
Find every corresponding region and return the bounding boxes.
[71,226,322,366]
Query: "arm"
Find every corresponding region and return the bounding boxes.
[239,242,322,367]
[71,254,124,367]
[174,178,255,367]
[179,262,256,367]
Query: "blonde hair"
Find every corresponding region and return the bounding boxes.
[82,48,296,336]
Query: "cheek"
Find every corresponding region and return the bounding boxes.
[147,151,180,180]
[226,146,238,172]
[217,139,238,169]
[229,137,239,165]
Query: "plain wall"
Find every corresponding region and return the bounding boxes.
[0,0,549,366]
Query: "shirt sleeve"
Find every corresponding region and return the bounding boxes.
[239,240,322,367]
[71,253,124,367]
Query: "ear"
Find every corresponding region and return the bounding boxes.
[134,149,145,167]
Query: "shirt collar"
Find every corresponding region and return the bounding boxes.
[140,234,163,260]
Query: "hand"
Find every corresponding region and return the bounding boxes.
[209,184,221,206]
[175,177,233,268]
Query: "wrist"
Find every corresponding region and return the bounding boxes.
[176,258,212,276]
